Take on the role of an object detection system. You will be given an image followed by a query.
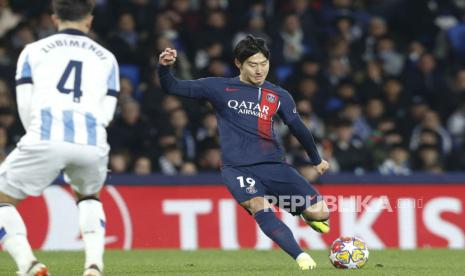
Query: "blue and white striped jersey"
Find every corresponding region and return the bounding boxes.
[15,29,119,147]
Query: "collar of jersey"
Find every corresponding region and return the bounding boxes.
[233,76,267,89]
[58,28,87,37]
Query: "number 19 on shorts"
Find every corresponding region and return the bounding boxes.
[236,176,257,194]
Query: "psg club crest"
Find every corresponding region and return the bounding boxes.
[266,94,276,103]
[246,186,257,194]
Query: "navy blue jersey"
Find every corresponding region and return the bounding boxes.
[158,65,321,167]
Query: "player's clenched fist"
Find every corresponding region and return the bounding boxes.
[159,48,177,66]
[315,160,330,175]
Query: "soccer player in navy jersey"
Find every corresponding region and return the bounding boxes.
[157,35,330,270]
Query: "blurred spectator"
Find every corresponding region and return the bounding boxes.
[119,76,136,102]
[273,13,313,64]
[340,100,371,140]
[108,12,142,65]
[405,41,426,69]
[169,108,196,160]
[414,144,444,173]
[325,58,350,87]
[447,97,465,148]
[180,161,198,175]
[158,144,184,175]
[196,112,218,143]
[332,15,362,44]
[365,98,385,129]
[10,23,35,53]
[296,99,325,139]
[326,79,357,114]
[232,14,270,49]
[36,13,55,39]
[381,77,409,122]
[198,10,231,58]
[410,110,452,154]
[359,60,384,102]
[133,156,152,175]
[331,118,371,173]
[108,99,157,156]
[326,37,357,71]
[195,41,225,71]
[362,16,388,62]
[0,0,21,38]
[0,41,13,67]
[197,144,221,172]
[292,77,327,116]
[406,53,451,113]
[446,69,465,115]
[375,36,404,76]
[290,0,318,37]
[110,150,131,173]
[202,58,231,77]
[379,145,411,175]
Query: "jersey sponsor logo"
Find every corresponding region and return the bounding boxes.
[225,87,240,92]
[227,100,270,120]
[266,93,276,103]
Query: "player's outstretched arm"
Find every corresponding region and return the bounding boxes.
[278,90,329,175]
[157,48,209,99]
[287,119,329,175]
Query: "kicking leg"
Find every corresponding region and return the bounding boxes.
[301,200,330,234]
[76,192,106,276]
[0,192,48,276]
[241,197,316,270]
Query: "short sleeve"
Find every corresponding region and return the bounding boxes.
[277,89,300,125]
[16,46,33,85]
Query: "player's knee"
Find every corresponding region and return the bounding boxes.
[302,201,330,222]
[0,192,21,206]
[302,209,329,222]
[240,197,272,215]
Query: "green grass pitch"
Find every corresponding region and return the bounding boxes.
[1,249,464,275]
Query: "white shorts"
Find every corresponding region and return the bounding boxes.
[0,141,109,199]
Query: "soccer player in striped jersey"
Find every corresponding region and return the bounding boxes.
[0,1,118,275]
[157,35,330,271]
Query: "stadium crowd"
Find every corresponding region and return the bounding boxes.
[1,0,465,178]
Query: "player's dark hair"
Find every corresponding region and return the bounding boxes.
[234,35,270,63]
[52,0,95,21]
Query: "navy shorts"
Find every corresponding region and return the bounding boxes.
[221,162,321,215]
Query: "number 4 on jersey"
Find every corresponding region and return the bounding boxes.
[57,60,82,103]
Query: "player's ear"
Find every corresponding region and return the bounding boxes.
[234,58,242,69]
[51,14,60,28]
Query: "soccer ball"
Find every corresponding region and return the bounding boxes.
[329,236,369,269]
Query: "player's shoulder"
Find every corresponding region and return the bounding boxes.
[196,76,231,86]
[263,80,291,97]
[25,31,117,63]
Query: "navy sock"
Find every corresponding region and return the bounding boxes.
[254,209,303,259]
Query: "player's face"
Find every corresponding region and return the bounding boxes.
[238,53,269,86]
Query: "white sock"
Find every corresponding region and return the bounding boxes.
[0,204,36,274]
[78,199,106,271]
